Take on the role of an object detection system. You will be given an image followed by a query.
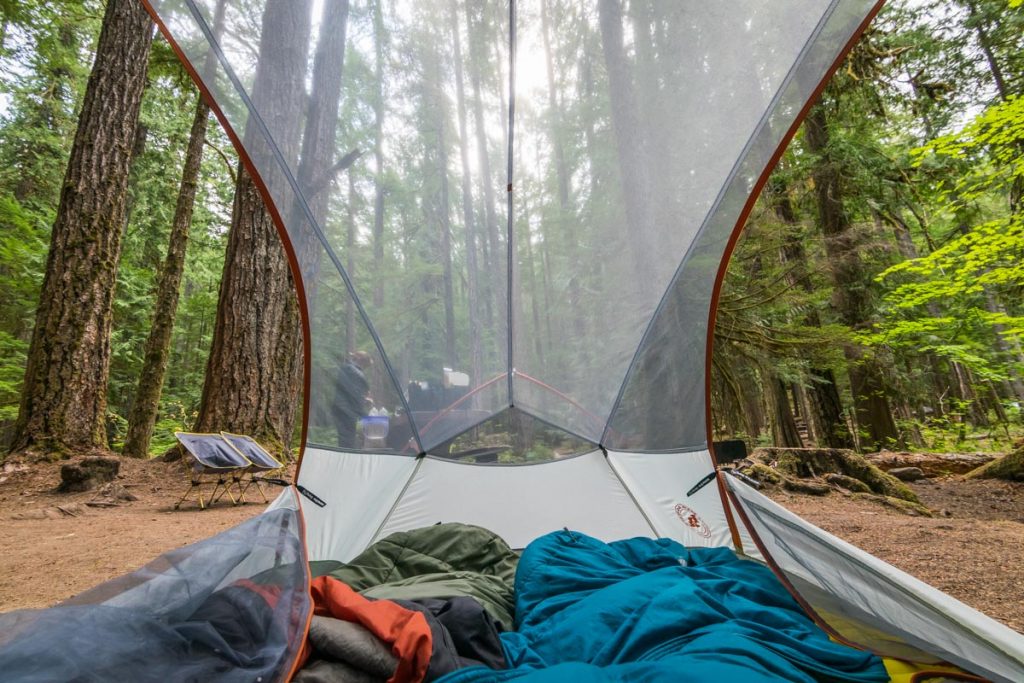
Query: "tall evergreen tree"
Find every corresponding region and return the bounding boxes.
[9,0,153,457]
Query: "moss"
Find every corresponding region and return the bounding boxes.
[754,447,920,503]
[965,445,1024,482]
[824,473,871,494]
[741,463,783,486]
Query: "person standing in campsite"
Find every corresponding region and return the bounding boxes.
[335,351,373,449]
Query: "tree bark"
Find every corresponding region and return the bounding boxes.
[770,377,804,448]
[772,182,856,449]
[540,0,587,351]
[371,0,387,310]
[451,0,483,386]
[123,98,209,458]
[192,0,311,456]
[10,0,153,457]
[465,1,500,341]
[281,0,352,451]
[804,102,899,451]
[597,0,653,274]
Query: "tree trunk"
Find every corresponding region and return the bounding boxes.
[804,102,899,451]
[281,0,352,451]
[540,0,587,351]
[422,36,458,368]
[772,182,856,449]
[451,0,483,386]
[123,99,209,458]
[372,0,386,310]
[597,0,653,274]
[192,0,311,456]
[770,377,804,448]
[10,0,153,457]
[345,172,357,355]
[520,195,545,367]
[465,1,500,345]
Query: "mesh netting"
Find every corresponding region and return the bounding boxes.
[0,499,310,682]
[145,0,877,454]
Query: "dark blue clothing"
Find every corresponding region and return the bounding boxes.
[334,361,369,449]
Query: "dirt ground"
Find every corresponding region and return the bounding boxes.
[0,455,1022,635]
[0,456,273,611]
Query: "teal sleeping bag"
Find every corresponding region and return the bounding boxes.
[439,530,888,683]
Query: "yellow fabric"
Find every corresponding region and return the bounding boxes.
[883,658,982,682]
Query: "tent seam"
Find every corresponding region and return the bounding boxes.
[506,0,517,406]
[366,455,426,548]
[602,448,661,539]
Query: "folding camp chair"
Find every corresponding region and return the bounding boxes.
[219,432,286,504]
[173,432,252,510]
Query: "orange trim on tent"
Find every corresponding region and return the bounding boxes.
[703,0,887,465]
[701,0,887,635]
[138,0,313,479]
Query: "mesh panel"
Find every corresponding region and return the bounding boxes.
[0,500,310,682]
[605,0,879,451]
[176,431,252,469]
[148,0,880,452]
[431,406,597,462]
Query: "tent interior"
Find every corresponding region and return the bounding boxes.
[2,0,1024,681]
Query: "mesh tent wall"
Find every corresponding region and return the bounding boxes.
[7,0,1024,681]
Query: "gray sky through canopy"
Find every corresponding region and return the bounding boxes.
[145,0,879,455]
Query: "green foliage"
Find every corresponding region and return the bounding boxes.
[0,331,27,423]
[868,94,1024,383]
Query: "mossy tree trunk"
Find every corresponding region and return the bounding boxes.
[772,182,855,449]
[9,0,153,458]
[769,378,803,448]
[804,101,899,451]
[965,444,1024,481]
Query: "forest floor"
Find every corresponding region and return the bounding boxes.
[0,455,1022,634]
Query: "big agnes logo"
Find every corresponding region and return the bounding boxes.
[674,503,712,539]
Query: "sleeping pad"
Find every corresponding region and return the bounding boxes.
[438,530,890,683]
[315,523,520,629]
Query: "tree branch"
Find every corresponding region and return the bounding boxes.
[307,149,364,198]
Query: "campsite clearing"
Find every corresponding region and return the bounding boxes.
[0,455,1022,633]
